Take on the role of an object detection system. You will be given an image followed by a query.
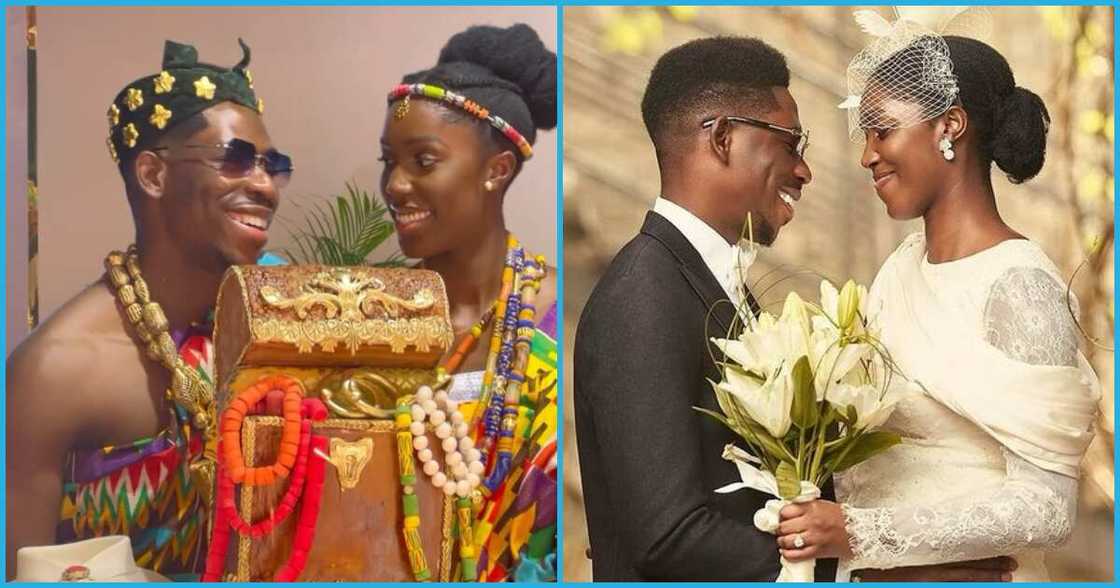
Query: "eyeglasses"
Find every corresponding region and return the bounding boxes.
[701,116,810,160]
[152,138,293,188]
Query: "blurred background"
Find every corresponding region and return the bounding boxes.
[562,6,1114,581]
[5,6,558,351]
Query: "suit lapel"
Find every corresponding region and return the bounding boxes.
[640,212,737,336]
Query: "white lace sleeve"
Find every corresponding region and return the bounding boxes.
[841,450,1078,569]
[840,266,1084,569]
[982,267,1079,367]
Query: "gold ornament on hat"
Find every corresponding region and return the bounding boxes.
[244,68,254,88]
[193,76,216,100]
[106,137,119,163]
[256,97,264,114]
[153,70,176,94]
[107,104,120,127]
[122,123,140,148]
[149,104,172,130]
[125,88,144,111]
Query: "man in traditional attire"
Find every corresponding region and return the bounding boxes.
[6,38,290,580]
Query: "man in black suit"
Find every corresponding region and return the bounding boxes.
[572,36,1017,582]
[573,35,816,582]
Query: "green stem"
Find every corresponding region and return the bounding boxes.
[796,427,806,479]
[738,422,774,472]
[823,437,847,449]
[820,428,862,481]
[808,421,828,485]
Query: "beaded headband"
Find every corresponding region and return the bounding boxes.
[388,83,533,161]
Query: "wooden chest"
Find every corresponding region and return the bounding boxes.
[210,266,459,581]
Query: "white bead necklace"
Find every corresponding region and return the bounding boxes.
[409,385,485,497]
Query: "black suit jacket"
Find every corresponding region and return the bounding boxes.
[574,212,837,581]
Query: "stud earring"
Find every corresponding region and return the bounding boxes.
[484,180,494,191]
[939,137,955,161]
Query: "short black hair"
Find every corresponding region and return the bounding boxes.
[944,35,1049,184]
[641,36,790,164]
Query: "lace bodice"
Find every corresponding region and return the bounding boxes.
[984,266,1080,367]
[835,234,1086,580]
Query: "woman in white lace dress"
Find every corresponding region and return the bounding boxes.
[772,34,1101,581]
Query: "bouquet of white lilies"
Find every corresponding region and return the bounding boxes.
[698,278,917,582]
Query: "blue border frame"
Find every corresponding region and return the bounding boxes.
[555,3,567,583]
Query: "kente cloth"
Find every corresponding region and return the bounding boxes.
[56,324,214,581]
[457,302,558,582]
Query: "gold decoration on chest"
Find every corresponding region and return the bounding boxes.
[326,437,374,491]
[260,269,436,321]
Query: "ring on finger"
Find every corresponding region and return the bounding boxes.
[793,533,806,549]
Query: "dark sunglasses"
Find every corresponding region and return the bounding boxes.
[701,115,810,160]
[152,138,293,187]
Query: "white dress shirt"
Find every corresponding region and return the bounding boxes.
[652,197,745,308]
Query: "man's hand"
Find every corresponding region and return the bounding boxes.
[852,557,1018,582]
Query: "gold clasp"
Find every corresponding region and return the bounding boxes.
[321,437,374,491]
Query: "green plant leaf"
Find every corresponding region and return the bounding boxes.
[775,461,800,500]
[790,355,818,429]
[282,181,401,266]
[709,382,792,465]
[693,406,733,430]
[714,387,757,441]
[827,430,901,473]
[820,401,838,428]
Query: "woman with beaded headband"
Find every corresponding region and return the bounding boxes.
[379,23,558,582]
[773,11,1100,582]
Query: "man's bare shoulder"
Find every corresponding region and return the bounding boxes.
[9,280,166,451]
[7,281,135,397]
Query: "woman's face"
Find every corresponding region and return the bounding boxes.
[859,94,947,220]
[380,100,497,259]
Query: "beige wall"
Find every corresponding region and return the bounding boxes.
[15,6,557,337]
[7,9,29,352]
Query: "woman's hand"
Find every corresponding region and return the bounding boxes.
[776,499,854,561]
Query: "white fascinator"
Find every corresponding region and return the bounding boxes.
[840,7,993,141]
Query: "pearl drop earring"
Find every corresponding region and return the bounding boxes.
[939,137,955,161]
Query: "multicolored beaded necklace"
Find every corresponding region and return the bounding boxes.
[441,301,498,376]
[395,233,545,581]
[475,237,545,491]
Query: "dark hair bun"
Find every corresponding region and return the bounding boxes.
[990,86,1050,184]
[438,24,557,130]
[944,36,1050,184]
